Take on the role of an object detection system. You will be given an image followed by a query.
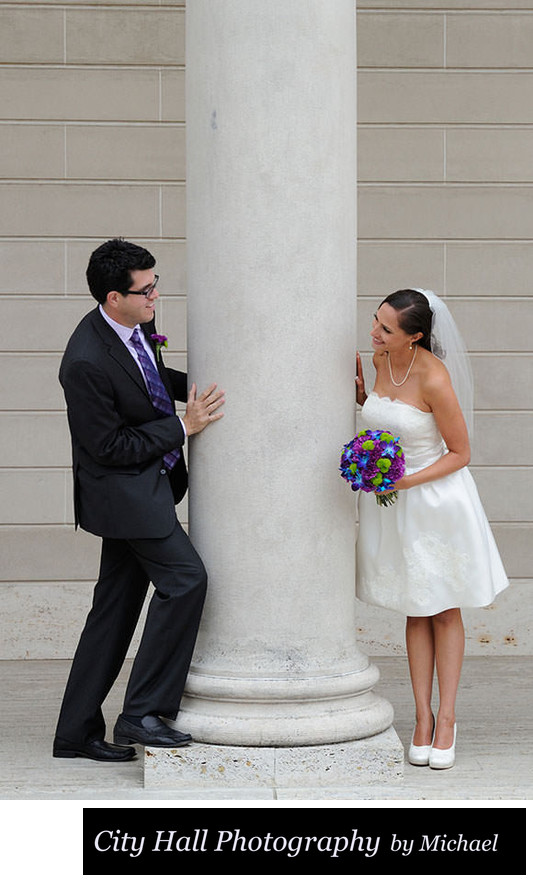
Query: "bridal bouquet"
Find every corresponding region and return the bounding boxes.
[339,429,405,507]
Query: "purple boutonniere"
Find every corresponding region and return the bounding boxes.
[150,333,168,362]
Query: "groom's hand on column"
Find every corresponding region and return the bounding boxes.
[183,382,225,436]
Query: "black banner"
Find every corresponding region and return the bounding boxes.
[83,806,525,875]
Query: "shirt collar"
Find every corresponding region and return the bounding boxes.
[99,304,140,345]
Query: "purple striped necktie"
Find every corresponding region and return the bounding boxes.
[130,328,181,470]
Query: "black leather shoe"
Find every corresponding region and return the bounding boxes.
[114,714,192,747]
[53,737,137,762]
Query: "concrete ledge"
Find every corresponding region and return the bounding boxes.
[143,727,404,792]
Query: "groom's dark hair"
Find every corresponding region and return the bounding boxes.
[381,289,433,352]
[86,238,156,304]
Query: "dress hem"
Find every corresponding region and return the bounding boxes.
[356,579,509,618]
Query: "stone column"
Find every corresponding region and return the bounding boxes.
[145,0,402,790]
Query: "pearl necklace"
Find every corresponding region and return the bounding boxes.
[387,345,417,387]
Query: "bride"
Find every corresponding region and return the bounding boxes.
[355,289,508,769]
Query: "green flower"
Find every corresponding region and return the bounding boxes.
[362,440,375,451]
[377,457,391,473]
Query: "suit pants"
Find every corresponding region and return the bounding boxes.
[55,519,207,743]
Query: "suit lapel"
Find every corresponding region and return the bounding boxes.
[141,324,175,402]
[90,309,175,407]
[90,308,149,397]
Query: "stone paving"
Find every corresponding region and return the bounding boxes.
[0,657,530,800]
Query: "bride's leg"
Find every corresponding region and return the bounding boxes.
[432,607,464,749]
[406,615,435,745]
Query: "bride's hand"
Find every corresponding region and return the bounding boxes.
[385,475,411,492]
[355,351,367,406]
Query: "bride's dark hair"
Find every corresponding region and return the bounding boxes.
[379,289,433,353]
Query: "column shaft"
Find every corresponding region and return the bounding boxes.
[183,0,393,747]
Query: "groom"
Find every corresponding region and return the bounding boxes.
[53,238,224,762]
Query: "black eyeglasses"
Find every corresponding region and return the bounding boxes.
[120,275,159,297]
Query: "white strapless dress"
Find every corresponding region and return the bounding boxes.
[356,392,509,616]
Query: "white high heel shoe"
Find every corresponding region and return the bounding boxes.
[408,717,434,766]
[429,723,456,769]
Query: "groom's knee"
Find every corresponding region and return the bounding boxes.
[160,557,207,602]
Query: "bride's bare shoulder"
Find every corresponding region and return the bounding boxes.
[419,348,453,395]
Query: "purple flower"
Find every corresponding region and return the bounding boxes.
[339,429,405,507]
[150,333,168,362]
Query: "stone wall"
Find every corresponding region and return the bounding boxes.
[0,1,530,658]
[0,0,187,659]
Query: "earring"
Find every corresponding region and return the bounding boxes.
[409,342,413,350]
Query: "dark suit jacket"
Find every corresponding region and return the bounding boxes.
[60,307,188,539]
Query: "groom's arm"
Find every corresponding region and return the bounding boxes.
[61,358,185,468]
[165,367,188,403]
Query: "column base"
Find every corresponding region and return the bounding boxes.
[176,663,394,746]
[143,727,404,796]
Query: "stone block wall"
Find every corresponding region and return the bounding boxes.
[0,0,187,660]
[0,1,530,658]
